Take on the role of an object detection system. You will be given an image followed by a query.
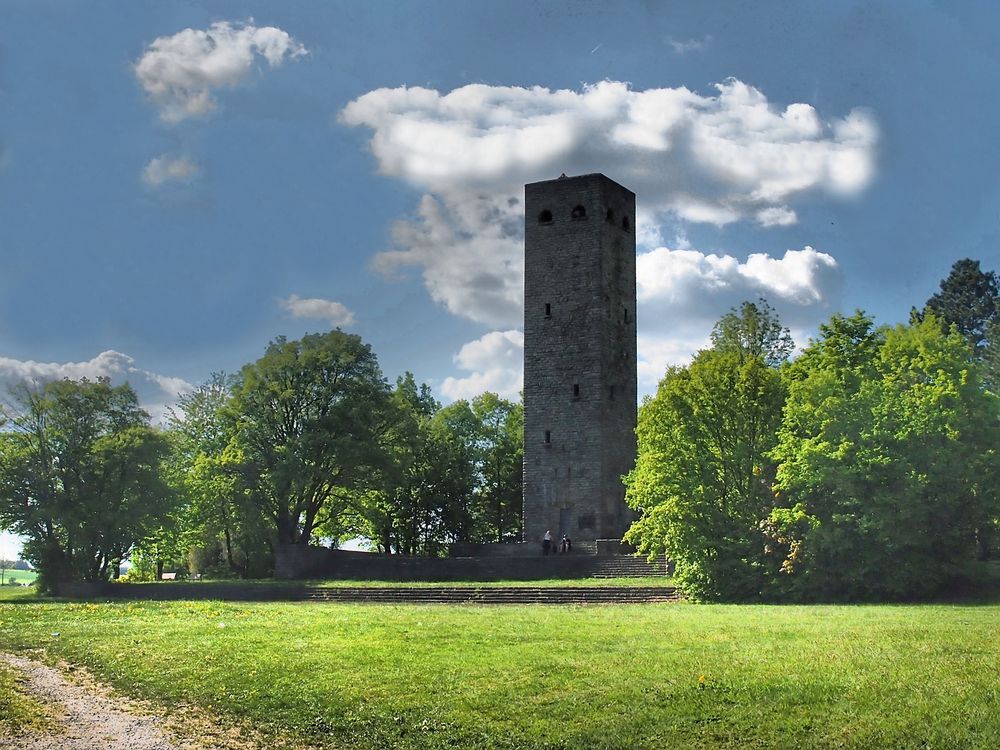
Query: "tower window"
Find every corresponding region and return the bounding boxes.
[606,208,615,223]
[624,308,630,324]
[544,430,551,445]
[571,205,587,219]
[573,383,580,400]
[622,216,630,231]
[539,209,553,224]
[609,385,615,400]
[544,303,551,318]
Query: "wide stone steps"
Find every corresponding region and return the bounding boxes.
[301,585,680,604]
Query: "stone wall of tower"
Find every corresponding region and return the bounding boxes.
[522,173,637,545]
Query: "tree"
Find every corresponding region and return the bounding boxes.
[470,393,524,543]
[924,258,999,353]
[0,559,11,586]
[340,373,447,555]
[624,304,788,601]
[431,400,480,543]
[160,373,272,577]
[0,378,173,591]
[229,331,392,548]
[710,298,794,366]
[771,312,1000,600]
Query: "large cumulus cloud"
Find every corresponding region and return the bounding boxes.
[341,79,876,328]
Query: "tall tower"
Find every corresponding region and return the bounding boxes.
[522,173,637,544]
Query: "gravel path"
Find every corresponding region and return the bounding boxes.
[1,653,182,749]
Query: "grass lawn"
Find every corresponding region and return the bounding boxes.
[1,597,998,749]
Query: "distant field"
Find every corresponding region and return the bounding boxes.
[1,596,998,748]
[0,569,34,586]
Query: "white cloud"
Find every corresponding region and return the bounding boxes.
[279,295,355,327]
[341,79,875,326]
[374,193,524,327]
[134,20,306,122]
[637,245,839,310]
[667,35,712,55]
[142,154,199,186]
[634,245,842,388]
[440,330,523,401]
[341,79,876,222]
[0,351,192,423]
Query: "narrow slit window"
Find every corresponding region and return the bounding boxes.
[544,302,551,317]
[609,385,615,400]
[606,208,614,223]
[624,308,630,324]
[573,383,580,400]
[545,430,551,444]
[622,216,630,231]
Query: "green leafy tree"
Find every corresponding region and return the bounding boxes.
[161,374,271,577]
[923,258,999,353]
[771,312,1000,600]
[624,302,788,601]
[711,298,794,365]
[470,393,524,543]
[341,374,446,555]
[229,331,392,548]
[431,400,482,543]
[0,378,173,591]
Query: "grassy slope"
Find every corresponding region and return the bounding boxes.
[1,599,998,749]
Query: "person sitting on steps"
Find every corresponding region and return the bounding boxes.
[543,529,553,556]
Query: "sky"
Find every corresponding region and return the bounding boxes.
[2,1,1000,558]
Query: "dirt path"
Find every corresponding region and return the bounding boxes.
[1,652,183,749]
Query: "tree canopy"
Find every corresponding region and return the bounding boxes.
[229,330,393,548]
[625,305,786,600]
[0,378,173,591]
[627,299,1000,602]
[923,258,999,352]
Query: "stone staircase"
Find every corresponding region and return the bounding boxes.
[591,554,668,578]
[57,581,680,604]
[301,585,680,605]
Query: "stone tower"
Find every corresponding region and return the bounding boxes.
[522,173,637,545]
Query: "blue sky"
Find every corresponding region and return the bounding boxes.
[2,1,999,557]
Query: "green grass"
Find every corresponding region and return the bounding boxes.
[0,661,54,736]
[1,599,999,748]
